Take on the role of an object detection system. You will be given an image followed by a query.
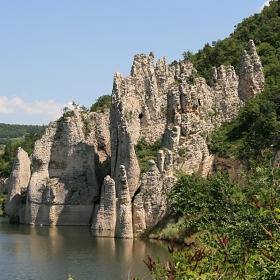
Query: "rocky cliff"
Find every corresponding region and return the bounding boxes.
[6,40,264,237]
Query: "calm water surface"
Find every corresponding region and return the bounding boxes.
[0,218,171,280]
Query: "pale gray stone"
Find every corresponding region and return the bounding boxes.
[115,165,133,238]
[91,175,116,236]
[5,147,31,223]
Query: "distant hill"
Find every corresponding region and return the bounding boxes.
[0,123,46,148]
[0,123,46,176]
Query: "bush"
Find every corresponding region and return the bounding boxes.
[144,150,280,279]
[90,95,111,112]
[134,138,161,173]
[208,91,280,160]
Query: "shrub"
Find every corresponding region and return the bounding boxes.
[134,138,161,174]
[90,95,111,112]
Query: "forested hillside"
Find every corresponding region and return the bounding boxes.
[0,123,46,176]
[0,123,46,147]
[145,1,280,279]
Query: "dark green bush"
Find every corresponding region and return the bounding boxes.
[90,95,111,112]
[134,138,161,173]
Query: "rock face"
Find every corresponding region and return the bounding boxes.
[6,110,111,226]
[115,165,133,238]
[6,40,265,237]
[133,159,173,233]
[91,175,116,236]
[108,40,264,236]
[5,148,31,223]
[238,40,265,101]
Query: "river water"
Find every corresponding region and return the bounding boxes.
[0,217,171,280]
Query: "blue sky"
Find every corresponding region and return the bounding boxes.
[0,0,270,125]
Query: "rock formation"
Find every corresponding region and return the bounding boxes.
[6,40,265,238]
[238,40,265,101]
[5,147,31,223]
[91,175,116,237]
[20,110,110,226]
[115,165,133,238]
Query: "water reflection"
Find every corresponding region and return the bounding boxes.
[0,218,170,279]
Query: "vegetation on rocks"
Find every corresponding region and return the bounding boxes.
[134,138,161,173]
[90,94,111,112]
[143,1,280,279]
[183,0,280,90]
[208,90,280,160]
[145,151,280,279]
[186,0,280,160]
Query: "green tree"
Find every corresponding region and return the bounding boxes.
[0,132,43,176]
[90,95,111,112]
[144,150,280,279]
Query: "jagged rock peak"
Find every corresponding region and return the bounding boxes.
[210,65,238,89]
[238,40,265,101]
[130,52,155,78]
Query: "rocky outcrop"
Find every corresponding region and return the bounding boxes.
[86,111,111,186]
[238,40,265,101]
[108,40,264,236]
[91,175,116,236]
[133,159,173,234]
[22,109,110,226]
[6,40,265,238]
[5,148,31,223]
[110,52,168,198]
[115,165,133,238]
[212,156,245,184]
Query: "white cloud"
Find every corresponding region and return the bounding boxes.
[0,96,72,124]
[260,0,270,10]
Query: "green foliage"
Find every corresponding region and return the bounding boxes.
[143,2,280,278]
[61,106,72,118]
[144,150,280,279]
[0,123,46,148]
[168,172,250,238]
[185,0,280,89]
[81,115,91,139]
[208,91,280,159]
[0,132,43,176]
[90,95,111,112]
[0,193,7,217]
[181,1,280,160]
[134,138,162,174]
[169,60,178,67]
[61,102,90,118]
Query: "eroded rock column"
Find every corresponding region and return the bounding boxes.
[115,165,133,238]
[5,147,31,223]
[91,176,116,237]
